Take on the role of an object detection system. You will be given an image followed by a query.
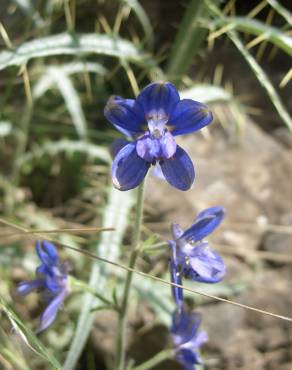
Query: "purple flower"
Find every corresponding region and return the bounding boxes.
[18,241,69,333]
[169,206,226,283]
[104,82,213,191]
[171,309,208,370]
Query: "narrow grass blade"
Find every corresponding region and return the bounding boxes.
[211,16,292,56]
[63,187,135,370]
[205,0,292,131]
[180,84,232,103]
[228,32,292,131]
[17,140,111,170]
[0,295,61,369]
[266,0,292,26]
[122,0,154,47]
[33,62,107,98]
[13,0,45,28]
[0,33,154,71]
[34,67,88,139]
[166,0,208,84]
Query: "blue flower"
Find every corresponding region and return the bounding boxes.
[169,206,226,283]
[171,309,208,370]
[17,241,69,333]
[104,82,213,191]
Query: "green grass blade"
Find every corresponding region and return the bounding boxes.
[205,0,292,131]
[12,0,45,28]
[33,67,88,140]
[63,187,135,370]
[211,16,292,56]
[17,140,111,169]
[122,0,154,47]
[0,33,154,71]
[228,32,292,131]
[0,295,61,369]
[180,84,232,103]
[266,0,292,26]
[166,0,220,85]
[33,62,107,97]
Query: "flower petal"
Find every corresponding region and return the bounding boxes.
[169,240,183,309]
[160,145,195,191]
[169,99,213,136]
[104,96,145,136]
[36,240,58,267]
[182,206,225,242]
[37,289,67,333]
[17,279,44,295]
[112,143,150,191]
[187,244,225,283]
[136,82,180,117]
[171,309,202,346]
[136,132,176,162]
[177,348,201,368]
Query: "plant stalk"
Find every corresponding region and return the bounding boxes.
[116,181,145,370]
[133,349,175,370]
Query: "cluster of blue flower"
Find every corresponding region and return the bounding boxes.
[168,206,225,369]
[18,240,69,333]
[18,81,226,369]
[105,81,226,368]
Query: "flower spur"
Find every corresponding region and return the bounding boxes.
[104,81,213,191]
[18,240,69,333]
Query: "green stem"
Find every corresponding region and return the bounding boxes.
[116,181,146,370]
[133,349,175,370]
[70,278,113,307]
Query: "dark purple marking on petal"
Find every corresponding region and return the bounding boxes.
[104,96,145,136]
[136,82,180,118]
[169,99,213,136]
[160,145,195,191]
[112,142,150,191]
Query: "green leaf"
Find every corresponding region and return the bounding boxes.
[0,33,154,71]
[33,62,107,97]
[17,139,111,169]
[33,67,88,139]
[211,16,292,56]
[0,294,61,369]
[63,187,135,370]
[180,84,232,104]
